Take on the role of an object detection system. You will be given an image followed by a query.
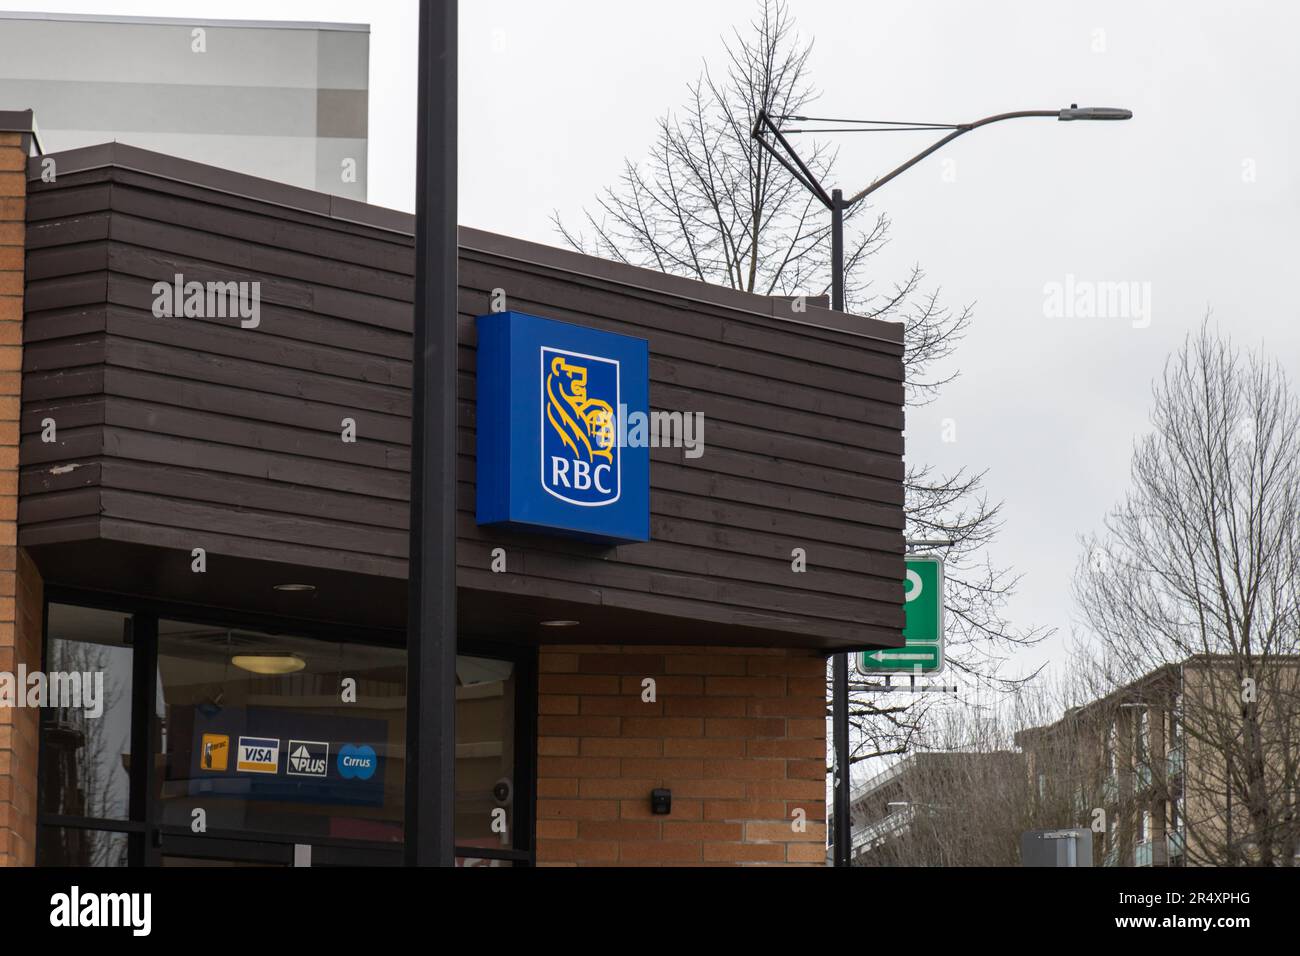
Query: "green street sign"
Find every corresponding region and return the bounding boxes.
[858,556,945,675]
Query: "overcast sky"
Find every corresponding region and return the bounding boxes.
[12,0,1300,682]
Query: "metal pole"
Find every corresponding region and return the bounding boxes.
[832,653,851,866]
[830,188,853,867]
[1225,752,1232,865]
[830,189,844,311]
[405,0,458,867]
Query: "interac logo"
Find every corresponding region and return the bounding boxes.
[542,347,620,506]
[200,733,229,771]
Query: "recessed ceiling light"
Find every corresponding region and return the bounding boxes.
[539,620,580,628]
[273,583,316,593]
[232,654,307,675]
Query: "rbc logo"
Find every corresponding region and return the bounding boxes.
[541,347,620,506]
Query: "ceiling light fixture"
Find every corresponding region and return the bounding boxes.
[232,654,307,675]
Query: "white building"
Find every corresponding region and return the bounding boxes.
[0,11,368,199]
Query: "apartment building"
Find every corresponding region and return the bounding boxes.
[1016,656,1300,867]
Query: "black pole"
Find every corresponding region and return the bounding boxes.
[128,615,161,867]
[830,189,844,311]
[830,188,853,867]
[406,0,458,867]
[832,653,851,866]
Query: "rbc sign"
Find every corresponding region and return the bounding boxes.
[476,311,650,542]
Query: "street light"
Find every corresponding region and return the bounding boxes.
[754,102,1132,868]
[1059,106,1133,121]
[752,103,1133,310]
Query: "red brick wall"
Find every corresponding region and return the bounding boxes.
[536,645,828,866]
[0,132,42,867]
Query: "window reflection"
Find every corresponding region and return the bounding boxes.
[38,603,529,863]
[39,605,133,822]
[38,827,129,867]
[157,621,407,842]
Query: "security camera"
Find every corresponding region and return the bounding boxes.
[493,778,513,804]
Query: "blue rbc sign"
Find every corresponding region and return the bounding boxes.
[476,311,650,542]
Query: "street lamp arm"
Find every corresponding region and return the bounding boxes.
[843,109,1062,207]
[752,110,835,210]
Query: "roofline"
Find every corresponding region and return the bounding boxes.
[0,108,43,156]
[1015,653,1300,743]
[0,10,368,32]
[1016,663,1183,742]
[849,751,1023,807]
[30,141,905,347]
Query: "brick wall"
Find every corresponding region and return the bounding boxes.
[0,130,43,867]
[536,645,828,866]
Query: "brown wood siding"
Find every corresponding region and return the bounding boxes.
[18,144,905,650]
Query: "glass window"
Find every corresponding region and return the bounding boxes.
[39,604,134,821]
[39,601,533,865]
[454,656,517,852]
[37,827,130,867]
[156,620,407,843]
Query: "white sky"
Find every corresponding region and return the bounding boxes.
[10,0,1300,682]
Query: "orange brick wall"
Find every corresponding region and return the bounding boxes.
[0,131,43,867]
[536,645,828,866]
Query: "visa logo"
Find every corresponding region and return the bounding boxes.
[236,736,280,774]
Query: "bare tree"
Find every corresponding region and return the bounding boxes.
[555,0,1049,776]
[1075,321,1300,866]
[42,639,130,866]
[851,700,1033,866]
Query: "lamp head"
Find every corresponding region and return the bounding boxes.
[1059,104,1133,121]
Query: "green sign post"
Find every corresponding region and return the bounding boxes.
[858,556,944,675]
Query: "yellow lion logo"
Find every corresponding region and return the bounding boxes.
[546,355,615,463]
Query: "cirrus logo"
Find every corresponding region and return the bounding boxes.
[337,743,378,780]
